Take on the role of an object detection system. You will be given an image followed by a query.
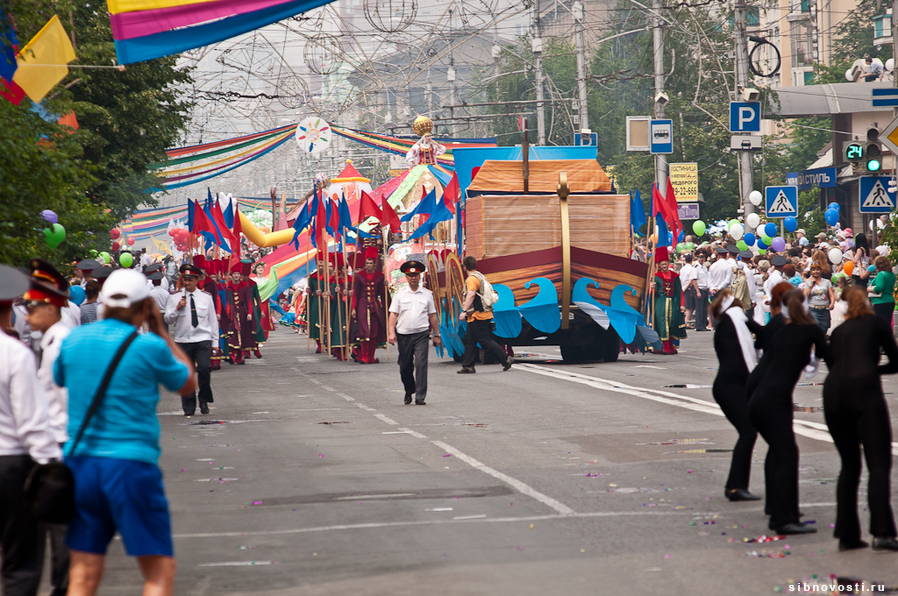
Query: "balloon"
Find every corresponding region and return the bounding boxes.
[828,202,840,212]
[783,216,798,232]
[650,233,657,244]
[728,219,739,230]
[829,248,843,265]
[824,208,839,226]
[771,237,786,252]
[746,213,760,229]
[99,252,110,264]
[749,190,763,206]
[676,243,686,253]
[737,240,748,251]
[110,228,121,240]
[693,220,706,236]
[90,249,98,256]
[764,222,777,238]
[40,210,58,224]
[126,237,135,246]
[758,248,767,255]
[843,261,854,276]
[119,252,133,268]
[685,242,695,250]
[743,233,756,246]
[42,223,65,248]
[112,242,121,251]
[730,223,744,241]
[757,238,769,250]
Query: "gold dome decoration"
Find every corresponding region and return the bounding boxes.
[413,115,433,136]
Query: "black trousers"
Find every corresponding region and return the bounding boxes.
[694,289,709,330]
[0,454,44,596]
[712,380,757,491]
[873,302,894,327]
[397,330,430,401]
[749,399,800,529]
[824,377,897,540]
[43,522,68,596]
[461,318,508,368]
[178,340,213,415]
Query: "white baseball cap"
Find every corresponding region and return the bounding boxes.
[99,269,150,308]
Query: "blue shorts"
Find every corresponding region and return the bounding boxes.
[65,456,173,557]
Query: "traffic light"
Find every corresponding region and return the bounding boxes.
[865,127,882,172]
[845,142,864,163]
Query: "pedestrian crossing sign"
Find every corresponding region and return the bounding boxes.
[764,186,797,218]
[859,176,896,213]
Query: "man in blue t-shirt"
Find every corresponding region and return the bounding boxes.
[54,269,195,596]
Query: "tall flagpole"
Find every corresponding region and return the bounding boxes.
[383,225,390,361]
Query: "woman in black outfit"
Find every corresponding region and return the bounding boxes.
[755,281,793,354]
[824,286,898,552]
[711,289,764,501]
[747,289,827,535]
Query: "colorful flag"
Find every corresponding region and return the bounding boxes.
[12,15,76,103]
[401,187,436,223]
[358,190,381,224]
[442,172,460,215]
[664,177,683,245]
[407,196,453,241]
[290,201,310,250]
[380,197,401,234]
[630,189,646,236]
[232,202,243,257]
[1,11,18,84]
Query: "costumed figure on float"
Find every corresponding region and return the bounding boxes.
[652,246,687,354]
[352,246,387,363]
[194,256,225,370]
[405,116,446,167]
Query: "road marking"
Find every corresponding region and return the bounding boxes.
[321,385,336,392]
[516,363,898,453]
[453,514,487,520]
[198,561,273,567]
[337,393,355,401]
[355,403,375,412]
[172,511,681,539]
[398,427,428,439]
[374,414,399,426]
[382,430,415,435]
[335,493,417,500]
[432,440,575,516]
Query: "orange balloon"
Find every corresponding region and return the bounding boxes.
[843,261,854,276]
[650,233,658,244]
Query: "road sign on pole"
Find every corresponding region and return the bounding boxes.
[764,186,797,218]
[879,114,898,156]
[872,88,898,108]
[649,120,673,154]
[859,176,897,213]
[729,102,761,133]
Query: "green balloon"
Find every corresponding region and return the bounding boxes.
[99,252,111,264]
[761,235,772,245]
[737,240,748,251]
[729,219,739,230]
[759,248,767,255]
[90,250,99,257]
[692,220,706,236]
[43,223,65,248]
[686,242,695,250]
[119,252,134,268]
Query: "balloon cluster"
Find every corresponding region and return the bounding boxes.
[40,210,66,249]
[824,202,840,227]
[168,227,190,252]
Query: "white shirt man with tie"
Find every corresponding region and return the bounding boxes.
[164,264,218,416]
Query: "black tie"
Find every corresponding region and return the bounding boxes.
[190,294,198,328]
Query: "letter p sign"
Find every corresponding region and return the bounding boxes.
[730,102,761,133]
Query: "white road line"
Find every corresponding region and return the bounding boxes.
[383,431,415,435]
[198,561,273,567]
[374,414,399,426]
[398,427,428,439]
[516,363,898,454]
[355,403,375,412]
[432,440,575,516]
[321,385,336,392]
[337,393,355,401]
[172,510,681,539]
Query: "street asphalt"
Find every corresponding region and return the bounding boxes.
[75,327,898,595]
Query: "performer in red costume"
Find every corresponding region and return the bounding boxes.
[352,246,387,364]
[652,246,687,354]
[224,261,258,364]
[194,256,224,370]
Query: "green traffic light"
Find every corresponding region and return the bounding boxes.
[868,159,882,172]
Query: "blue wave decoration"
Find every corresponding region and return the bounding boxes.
[572,278,611,330]
[518,277,560,334]
[492,284,522,338]
[571,278,645,344]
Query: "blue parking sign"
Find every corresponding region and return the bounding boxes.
[730,102,761,133]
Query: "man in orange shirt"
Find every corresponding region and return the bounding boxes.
[458,256,513,374]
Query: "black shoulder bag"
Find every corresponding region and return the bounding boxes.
[24,330,140,524]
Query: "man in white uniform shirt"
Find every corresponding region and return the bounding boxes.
[679,254,695,328]
[165,264,219,416]
[388,261,440,405]
[0,264,62,596]
[764,255,788,312]
[692,251,711,331]
[708,247,734,297]
[21,259,72,596]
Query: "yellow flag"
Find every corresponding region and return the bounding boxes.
[12,15,77,103]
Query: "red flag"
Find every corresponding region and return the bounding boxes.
[209,200,238,252]
[328,195,340,235]
[380,197,401,234]
[442,172,460,215]
[664,177,683,243]
[232,205,243,258]
[358,190,382,224]
[0,79,26,105]
[312,191,327,245]
[192,200,217,236]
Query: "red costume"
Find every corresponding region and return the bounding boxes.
[351,247,386,364]
[225,262,258,364]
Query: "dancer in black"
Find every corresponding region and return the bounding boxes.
[754,281,792,353]
[711,289,764,501]
[824,286,898,552]
[748,290,827,534]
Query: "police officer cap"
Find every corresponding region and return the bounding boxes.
[739,251,754,260]
[179,264,203,277]
[76,259,101,271]
[770,255,788,267]
[726,244,739,253]
[92,266,115,279]
[143,263,163,273]
[0,265,29,303]
[147,271,165,281]
[400,260,426,274]
[714,246,729,254]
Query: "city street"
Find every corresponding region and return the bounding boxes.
[91,330,898,595]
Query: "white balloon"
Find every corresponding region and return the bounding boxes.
[828,248,843,265]
[887,58,895,72]
[730,223,744,241]
[746,213,760,229]
[749,190,763,206]
[845,68,854,82]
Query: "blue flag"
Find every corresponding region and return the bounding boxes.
[407,194,453,240]
[630,189,646,236]
[291,201,311,250]
[401,188,438,223]
[655,214,672,247]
